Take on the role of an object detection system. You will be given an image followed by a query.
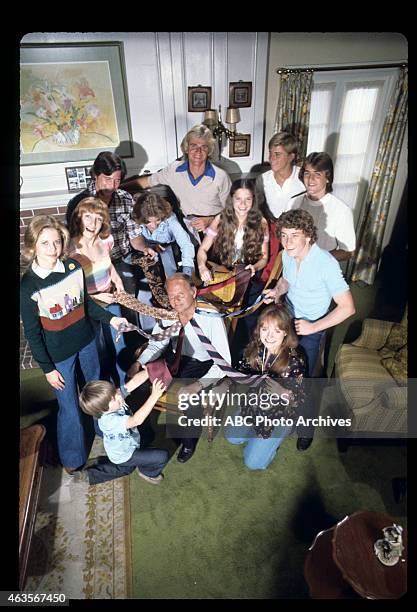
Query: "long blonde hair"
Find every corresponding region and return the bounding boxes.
[244,305,298,374]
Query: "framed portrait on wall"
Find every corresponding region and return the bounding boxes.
[20,42,133,165]
[229,134,251,157]
[65,166,93,192]
[229,81,252,108]
[188,86,212,112]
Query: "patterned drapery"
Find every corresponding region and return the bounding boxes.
[275,71,314,159]
[349,67,408,285]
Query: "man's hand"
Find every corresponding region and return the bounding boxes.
[143,247,158,259]
[191,217,212,232]
[45,369,65,390]
[294,319,316,335]
[262,287,278,304]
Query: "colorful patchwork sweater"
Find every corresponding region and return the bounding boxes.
[20,258,113,374]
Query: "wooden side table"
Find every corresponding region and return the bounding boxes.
[304,510,407,599]
[19,424,46,590]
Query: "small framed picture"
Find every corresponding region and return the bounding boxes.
[229,134,251,157]
[65,165,93,192]
[188,86,212,112]
[229,81,252,108]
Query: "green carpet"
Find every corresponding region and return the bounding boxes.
[129,429,406,599]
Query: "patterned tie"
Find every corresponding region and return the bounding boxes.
[189,318,265,386]
[115,320,182,343]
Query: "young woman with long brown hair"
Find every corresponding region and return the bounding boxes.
[225,304,307,470]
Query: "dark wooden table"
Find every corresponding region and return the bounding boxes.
[304,510,407,599]
[19,424,46,590]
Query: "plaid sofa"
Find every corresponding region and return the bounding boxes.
[334,318,407,434]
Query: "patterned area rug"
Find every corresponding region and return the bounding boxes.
[24,438,132,599]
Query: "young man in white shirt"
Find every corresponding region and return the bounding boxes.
[289,152,356,262]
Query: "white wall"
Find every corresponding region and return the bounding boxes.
[20,32,268,209]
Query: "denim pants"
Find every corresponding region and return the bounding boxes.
[113,258,142,326]
[94,302,126,387]
[296,330,325,437]
[54,337,100,468]
[86,447,169,485]
[225,417,292,470]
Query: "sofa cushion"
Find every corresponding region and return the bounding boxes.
[335,344,396,411]
[381,345,407,385]
[378,305,407,358]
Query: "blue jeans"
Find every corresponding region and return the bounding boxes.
[298,330,325,377]
[225,418,292,470]
[94,302,126,387]
[86,447,169,485]
[297,330,325,437]
[53,337,100,469]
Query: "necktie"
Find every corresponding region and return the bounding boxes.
[189,318,265,386]
[115,320,182,344]
[168,326,185,376]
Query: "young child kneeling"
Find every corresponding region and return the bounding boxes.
[77,369,168,485]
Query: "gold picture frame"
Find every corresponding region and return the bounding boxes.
[229,134,251,157]
[188,86,212,112]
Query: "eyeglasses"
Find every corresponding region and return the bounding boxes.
[189,144,209,152]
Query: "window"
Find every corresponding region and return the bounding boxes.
[307,69,398,224]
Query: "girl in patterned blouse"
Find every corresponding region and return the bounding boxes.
[225,304,307,469]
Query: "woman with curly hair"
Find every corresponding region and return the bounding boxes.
[225,304,307,470]
[69,197,127,386]
[197,178,269,281]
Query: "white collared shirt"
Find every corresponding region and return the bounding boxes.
[31,259,65,279]
[259,165,305,219]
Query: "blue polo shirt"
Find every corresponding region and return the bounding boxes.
[283,243,349,321]
[175,160,216,186]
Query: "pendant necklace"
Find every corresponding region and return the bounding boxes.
[261,346,280,374]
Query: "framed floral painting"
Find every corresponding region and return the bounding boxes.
[20,42,133,165]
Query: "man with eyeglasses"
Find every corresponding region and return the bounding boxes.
[66,151,145,314]
[129,124,231,244]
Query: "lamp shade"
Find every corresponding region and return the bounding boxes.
[226,107,240,125]
[204,109,218,126]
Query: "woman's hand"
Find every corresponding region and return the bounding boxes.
[150,378,166,400]
[245,264,256,277]
[45,369,65,390]
[110,316,129,331]
[94,292,114,304]
[199,267,213,283]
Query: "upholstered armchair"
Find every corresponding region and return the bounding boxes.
[334,316,407,436]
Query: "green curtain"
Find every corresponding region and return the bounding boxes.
[275,71,313,159]
[349,67,408,285]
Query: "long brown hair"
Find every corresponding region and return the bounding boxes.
[69,197,111,247]
[244,305,298,374]
[212,179,264,267]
